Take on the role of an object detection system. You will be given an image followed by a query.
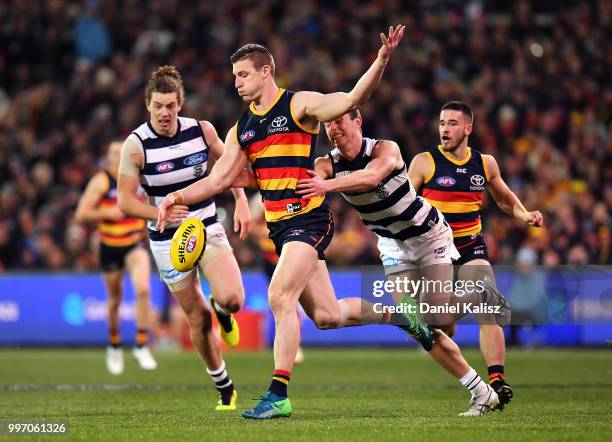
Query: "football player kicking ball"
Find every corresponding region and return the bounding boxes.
[157,26,445,419]
[296,110,500,416]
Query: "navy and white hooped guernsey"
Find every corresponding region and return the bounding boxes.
[128,117,217,241]
[329,137,439,241]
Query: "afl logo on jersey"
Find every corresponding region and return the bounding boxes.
[240,130,256,142]
[155,161,175,173]
[436,176,456,187]
[183,152,207,166]
[470,175,485,186]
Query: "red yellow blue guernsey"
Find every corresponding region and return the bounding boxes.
[235,88,325,223]
[98,171,146,247]
[421,146,490,238]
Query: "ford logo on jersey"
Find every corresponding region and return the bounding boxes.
[183,152,207,166]
[155,161,175,173]
[240,130,256,142]
[437,176,456,187]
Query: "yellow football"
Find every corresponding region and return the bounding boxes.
[170,217,206,272]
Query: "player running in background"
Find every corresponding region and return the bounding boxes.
[156,26,439,419]
[75,140,157,375]
[117,66,251,410]
[297,110,500,416]
[409,101,544,408]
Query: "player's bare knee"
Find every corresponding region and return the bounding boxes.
[313,311,341,330]
[268,287,295,316]
[422,312,453,329]
[217,289,244,313]
[108,292,121,308]
[438,323,457,338]
[134,288,148,301]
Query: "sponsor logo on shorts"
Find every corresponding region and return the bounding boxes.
[186,235,197,253]
[382,256,401,267]
[155,161,175,173]
[183,152,207,166]
[434,246,446,255]
[288,229,304,237]
[474,249,485,255]
[240,130,256,142]
[436,176,456,187]
[160,268,181,279]
[287,202,302,213]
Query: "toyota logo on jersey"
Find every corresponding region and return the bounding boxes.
[470,175,485,186]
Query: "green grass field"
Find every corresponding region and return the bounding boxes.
[0,348,610,441]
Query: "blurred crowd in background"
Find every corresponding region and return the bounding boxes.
[0,0,610,272]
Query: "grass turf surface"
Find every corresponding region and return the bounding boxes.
[0,348,610,441]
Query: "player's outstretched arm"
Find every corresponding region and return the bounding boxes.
[201,120,251,240]
[231,168,258,189]
[292,25,405,124]
[296,141,400,198]
[485,154,544,227]
[156,126,248,232]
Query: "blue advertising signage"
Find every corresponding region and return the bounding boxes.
[0,267,610,346]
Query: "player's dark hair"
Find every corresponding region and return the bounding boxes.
[441,101,473,124]
[145,65,185,105]
[230,44,275,76]
[348,109,361,120]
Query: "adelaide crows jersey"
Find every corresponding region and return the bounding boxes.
[97,170,145,247]
[421,146,490,238]
[235,88,325,223]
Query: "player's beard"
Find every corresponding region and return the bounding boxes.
[442,132,466,151]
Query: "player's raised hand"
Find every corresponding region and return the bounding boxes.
[378,25,406,63]
[296,170,331,199]
[526,210,544,227]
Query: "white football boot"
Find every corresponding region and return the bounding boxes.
[459,384,500,416]
[132,346,158,370]
[106,346,124,375]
